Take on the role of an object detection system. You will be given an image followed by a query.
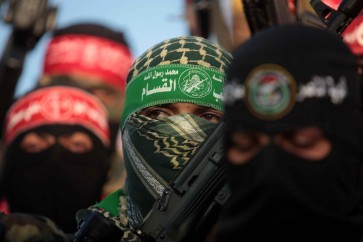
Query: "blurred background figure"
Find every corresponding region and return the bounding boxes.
[183,0,313,52]
[217,23,363,242]
[312,0,363,110]
[335,2,363,75]
[184,0,251,52]
[0,0,190,216]
[36,22,134,197]
[0,86,111,233]
[341,10,363,120]
[0,0,189,103]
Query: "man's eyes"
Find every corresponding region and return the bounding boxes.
[227,132,269,165]
[280,127,325,149]
[139,106,223,123]
[20,131,93,154]
[227,127,332,164]
[200,112,222,123]
[140,107,172,119]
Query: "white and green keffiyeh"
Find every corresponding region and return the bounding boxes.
[123,113,217,227]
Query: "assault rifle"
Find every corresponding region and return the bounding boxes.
[310,0,363,35]
[73,121,229,242]
[0,0,57,138]
[132,121,229,242]
[242,0,296,35]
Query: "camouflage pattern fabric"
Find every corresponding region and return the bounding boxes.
[86,194,140,242]
[0,213,69,242]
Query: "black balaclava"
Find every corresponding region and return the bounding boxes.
[217,23,363,241]
[1,125,110,234]
[1,86,111,234]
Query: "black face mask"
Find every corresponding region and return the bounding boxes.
[217,136,363,241]
[1,127,110,233]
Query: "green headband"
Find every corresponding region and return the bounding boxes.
[121,64,225,127]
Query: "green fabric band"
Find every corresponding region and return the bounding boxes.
[121,64,225,127]
[96,189,124,217]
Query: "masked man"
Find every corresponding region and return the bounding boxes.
[1,86,111,233]
[217,23,363,241]
[75,35,232,241]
